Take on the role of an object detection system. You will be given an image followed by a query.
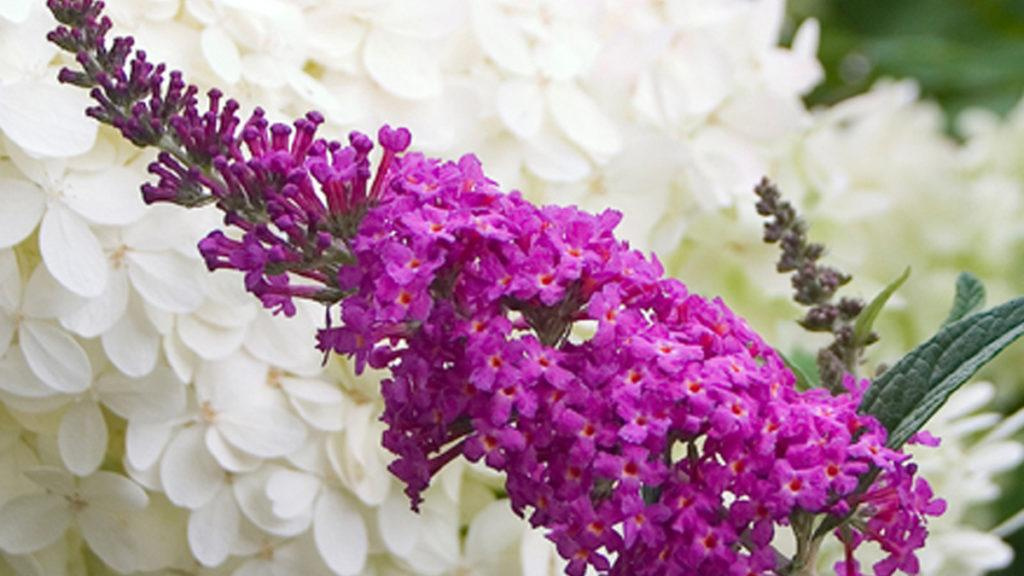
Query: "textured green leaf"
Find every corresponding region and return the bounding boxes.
[860,296,1024,449]
[853,267,910,348]
[943,272,986,325]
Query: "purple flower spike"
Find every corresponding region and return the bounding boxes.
[47,2,945,574]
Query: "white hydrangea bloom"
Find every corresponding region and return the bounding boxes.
[0,252,91,396]
[0,467,149,572]
[0,3,96,158]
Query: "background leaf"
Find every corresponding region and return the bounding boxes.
[780,349,819,391]
[853,267,910,349]
[859,296,1024,449]
[786,0,1024,130]
[943,271,986,325]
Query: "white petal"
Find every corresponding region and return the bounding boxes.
[101,300,160,377]
[523,133,591,183]
[399,500,460,571]
[326,410,391,507]
[164,330,197,383]
[304,6,365,60]
[126,419,173,471]
[195,271,256,327]
[218,404,307,458]
[22,466,74,496]
[21,263,82,320]
[363,28,441,100]
[0,387,69,414]
[313,489,367,576]
[195,351,270,407]
[718,89,808,143]
[520,526,560,576]
[144,300,174,334]
[0,177,44,248]
[178,314,247,360]
[233,466,313,537]
[188,487,240,567]
[20,319,91,394]
[464,499,524,564]
[546,82,622,159]
[58,399,108,476]
[378,490,422,557]
[97,366,185,423]
[122,495,190,573]
[160,425,224,509]
[79,505,145,573]
[127,250,206,313]
[265,535,336,576]
[239,54,289,89]
[0,347,55,398]
[62,166,147,226]
[534,27,598,81]
[39,203,107,297]
[79,471,148,512]
[282,378,344,432]
[0,493,71,554]
[0,248,20,313]
[0,0,31,22]
[496,79,544,140]
[123,203,208,252]
[205,427,260,473]
[0,312,14,362]
[280,377,342,405]
[201,26,242,83]
[472,2,534,75]
[374,0,465,38]
[266,468,320,519]
[288,69,347,120]
[244,305,320,374]
[0,81,97,158]
[60,267,127,337]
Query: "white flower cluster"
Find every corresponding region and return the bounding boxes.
[0,1,1020,575]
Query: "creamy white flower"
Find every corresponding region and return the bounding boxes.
[228,462,370,575]
[55,367,186,476]
[0,253,91,395]
[157,354,307,503]
[0,467,149,572]
[1,138,148,297]
[0,5,97,158]
[233,532,335,576]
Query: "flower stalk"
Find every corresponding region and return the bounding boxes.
[754,178,873,392]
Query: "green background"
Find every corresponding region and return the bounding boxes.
[788,0,1024,133]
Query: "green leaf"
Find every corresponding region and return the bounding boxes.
[780,349,817,392]
[943,272,986,325]
[860,296,1024,449]
[853,267,910,348]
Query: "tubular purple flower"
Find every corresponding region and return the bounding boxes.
[45,1,945,574]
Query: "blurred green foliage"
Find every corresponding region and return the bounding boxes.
[787,0,1024,131]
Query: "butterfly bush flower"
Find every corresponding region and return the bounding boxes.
[45,1,945,574]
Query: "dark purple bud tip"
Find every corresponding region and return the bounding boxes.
[349,131,373,153]
[141,182,177,204]
[306,110,325,125]
[378,125,412,153]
